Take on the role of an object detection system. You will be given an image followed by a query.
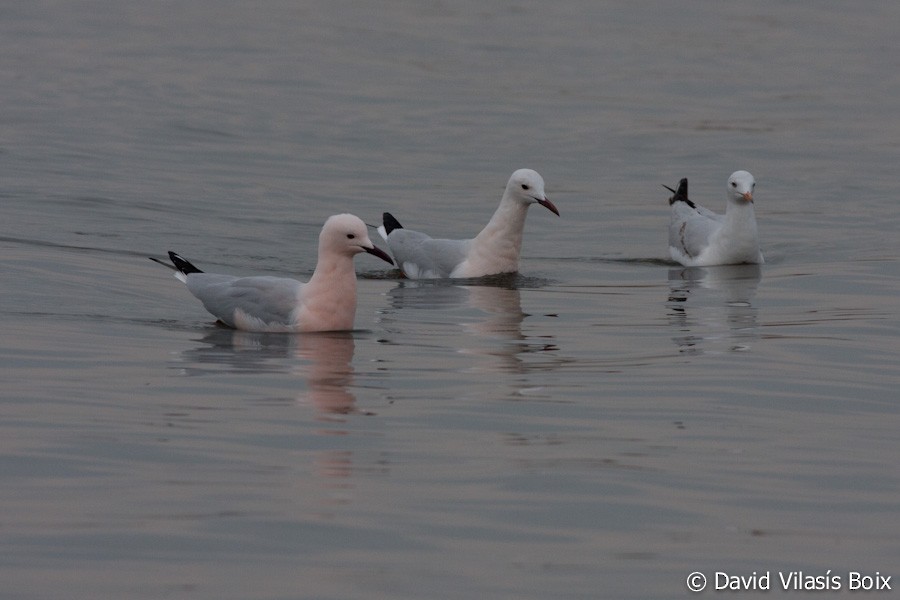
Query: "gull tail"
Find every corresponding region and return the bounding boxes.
[664,178,694,208]
[149,251,204,283]
[377,212,404,241]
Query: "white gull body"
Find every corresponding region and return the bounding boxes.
[151,214,393,332]
[377,169,559,279]
[667,170,763,267]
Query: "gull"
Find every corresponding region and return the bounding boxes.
[377,169,559,279]
[150,213,393,332]
[666,170,763,267]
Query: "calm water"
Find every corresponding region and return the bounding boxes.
[2,1,899,598]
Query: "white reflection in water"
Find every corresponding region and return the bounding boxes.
[386,279,560,375]
[666,264,762,355]
[179,329,358,414]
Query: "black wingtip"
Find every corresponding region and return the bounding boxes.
[149,256,173,270]
[167,251,204,275]
[665,178,694,208]
[382,212,404,236]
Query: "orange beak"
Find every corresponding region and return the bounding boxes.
[742,191,754,203]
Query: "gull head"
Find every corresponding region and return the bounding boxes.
[506,169,559,216]
[321,214,393,264]
[727,170,756,204]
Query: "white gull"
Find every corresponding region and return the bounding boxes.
[151,213,393,332]
[377,169,559,279]
[666,170,763,267]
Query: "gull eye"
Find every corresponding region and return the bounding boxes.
[521,184,530,190]
[346,233,356,239]
[731,182,737,188]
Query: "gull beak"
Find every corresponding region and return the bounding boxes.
[536,196,560,216]
[742,191,754,203]
[364,244,394,265]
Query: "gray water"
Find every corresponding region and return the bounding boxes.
[2,1,899,599]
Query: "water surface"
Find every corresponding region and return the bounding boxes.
[2,1,899,598]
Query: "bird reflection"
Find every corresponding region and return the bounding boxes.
[172,330,368,506]
[384,277,559,374]
[292,332,357,415]
[178,328,358,414]
[666,264,762,354]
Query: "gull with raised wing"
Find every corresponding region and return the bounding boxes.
[151,214,393,332]
[666,170,763,267]
[377,168,559,279]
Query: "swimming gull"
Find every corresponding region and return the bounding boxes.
[151,213,393,332]
[377,169,559,279]
[666,170,763,267]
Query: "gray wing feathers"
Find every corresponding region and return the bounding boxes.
[387,230,471,278]
[669,203,721,259]
[186,274,302,327]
